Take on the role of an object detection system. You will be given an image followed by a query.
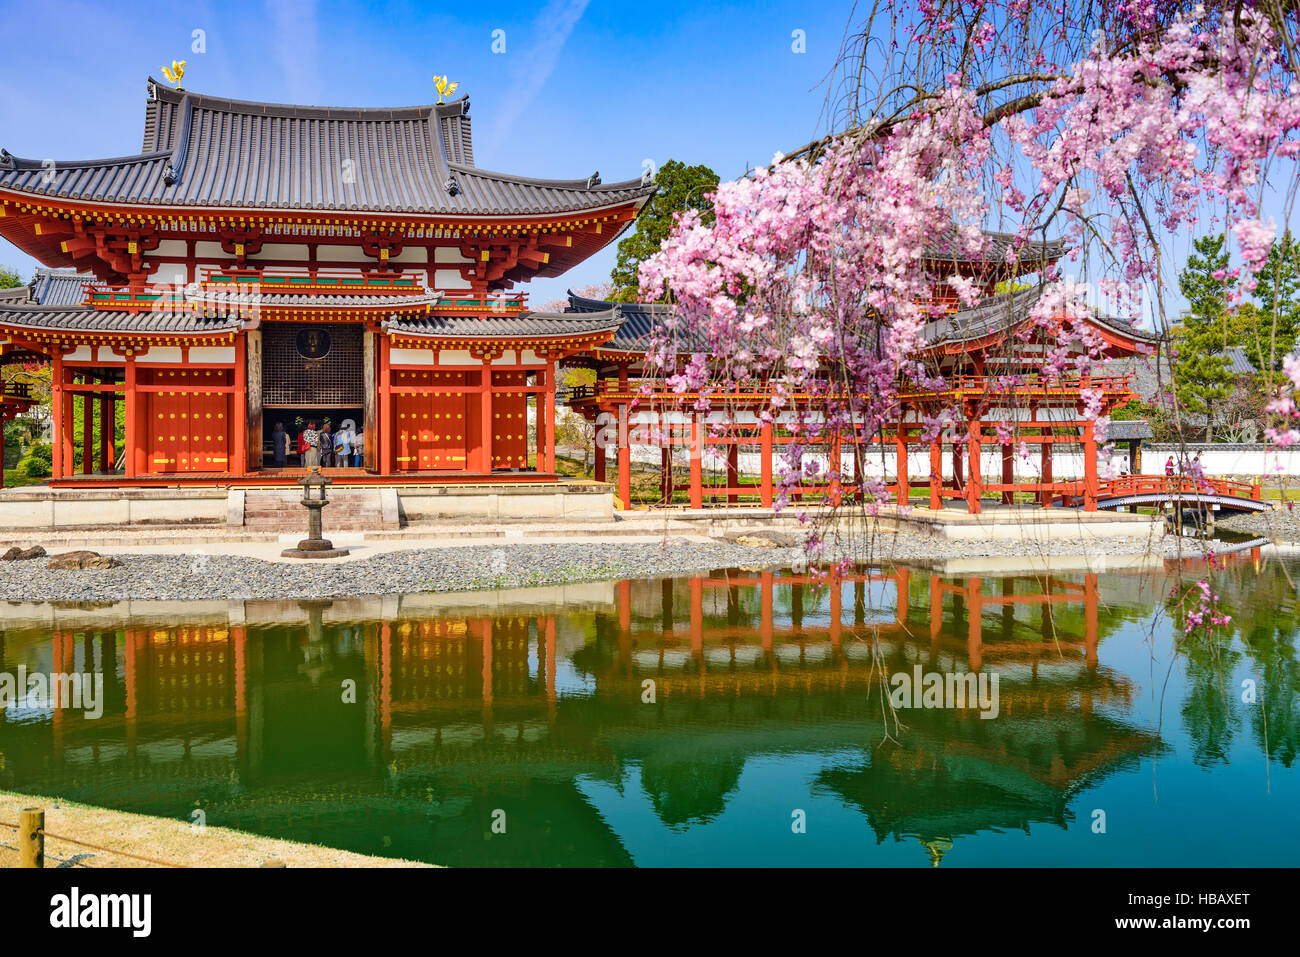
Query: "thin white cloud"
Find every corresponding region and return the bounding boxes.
[266,0,321,104]
[483,0,591,157]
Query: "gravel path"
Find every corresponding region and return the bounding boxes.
[0,531,1164,602]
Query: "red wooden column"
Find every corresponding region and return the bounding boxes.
[660,444,672,504]
[1040,434,1054,506]
[1001,440,1014,505]
[617,404,631,508]
[1084,572,1099,665]
[52,356,68,479]
[726,440,739,504]
[98,390,113,473]
[760,421,774,508]
[896,424,908,505]
[125,356,143,478]
[929,437,942,509]
[689,414,703,509]
[594,422,607,483]
[378,337,393,475]
[829,434,841,505]
[480,356,494,474]
[542,359,556,474]
[1082,420,1099,511]
[232,333,247,477]
[81,386,92,476]
[965,417,982,514]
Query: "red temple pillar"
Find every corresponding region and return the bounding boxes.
[1040,435,1053,506]
[660,443,672,504]
[929,437,942,510]
[726,440,739,504]
[965,417,982,514]
[967,576,984,671]
[617,404,631,509]
[480,357,494,474]
[1082,420,1098,511]
[689,415,703,509]
[81,388,92,476]
[378,337,393,475]
[594,427,606,483]
[896,425,908,505]
[542,360,556,474]
[1001,439,1014,505]
[232,333,246,477]
[125,356,143,478]
[760,421,774,508]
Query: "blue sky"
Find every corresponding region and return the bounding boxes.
[0,0,853,306]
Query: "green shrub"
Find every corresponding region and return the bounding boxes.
[21,456,51,479]
[26,443,52,465]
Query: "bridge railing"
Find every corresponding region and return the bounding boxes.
[1097,474,1261,501]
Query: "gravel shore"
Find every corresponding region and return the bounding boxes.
[1217,508,1300,541]
[0,530,1165,602]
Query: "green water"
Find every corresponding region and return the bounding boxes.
[1,555,1297,867]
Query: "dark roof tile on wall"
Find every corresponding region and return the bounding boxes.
[386,308,624,340]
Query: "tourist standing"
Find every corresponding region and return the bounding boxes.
[319,421,333,468]
[336,419,355,468]
[1165,455,1175,476]
[354,429,364,467]
[272,422,288,468]
[302,421,320,469]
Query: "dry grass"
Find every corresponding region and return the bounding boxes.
[0,791,435,868]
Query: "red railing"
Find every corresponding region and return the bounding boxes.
[1096,475,1262,501]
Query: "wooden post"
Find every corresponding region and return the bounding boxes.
[363,330,378,472]
[617,404,631,509]
[1001,439,1014,505]
[98,392,112,472]
[726,440,739,504]
[245,328,262,472]
[929,437,942,510]
[1040,434,1053,506]
[966,417,982,514]
[542,360,556,474]
[661,443,672,504]
[480,357,494,473]
[378,337,393,475]
[1083,420,1098,511]
[52,356,67,479]
[760,421,774,508]
[232,333,247,477]
[689,415,703,509]
[19,808,43,868]
[594,432,606,482]
[896,425,908,506]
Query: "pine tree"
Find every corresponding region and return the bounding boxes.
[1173,234,1236,442]
[610,159,719,302]
[1247,231,1300,389]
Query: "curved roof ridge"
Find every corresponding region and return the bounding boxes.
[0,149,171,169]
[451,163,650,192]
[148,78,467,122]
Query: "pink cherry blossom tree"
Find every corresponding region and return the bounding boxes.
[637,1,1300,562]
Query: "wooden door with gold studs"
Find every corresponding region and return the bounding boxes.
[428,371,469,470]
[393,370,429,472]
[188,370,230,472]
[492,371,529,470]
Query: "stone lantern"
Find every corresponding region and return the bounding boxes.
[280,467,350,559]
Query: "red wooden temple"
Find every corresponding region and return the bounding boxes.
[564,234,1158,513]
[0,77,1156,510]
[0,78,652,485]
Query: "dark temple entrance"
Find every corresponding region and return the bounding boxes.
[261,322,365,467]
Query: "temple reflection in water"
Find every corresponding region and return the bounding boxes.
[0,559,1265,866]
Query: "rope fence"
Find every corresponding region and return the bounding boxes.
[2,809,185,868]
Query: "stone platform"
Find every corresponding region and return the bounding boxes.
[0,481,616,532]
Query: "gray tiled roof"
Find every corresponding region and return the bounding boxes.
[0,304,244,334]
[190,287,442,316]
[0,269,96,307]
[921,287,1157,346]
[566,292,682,352]
[927,226,1069,265]
[1106,419,1154,441]
[385,308,624,340]
[0,81,656,216]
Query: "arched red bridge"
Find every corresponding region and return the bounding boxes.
[1087,475,1266,513]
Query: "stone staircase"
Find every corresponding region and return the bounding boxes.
[241,488,398,532]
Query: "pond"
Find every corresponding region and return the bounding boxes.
[1,551,1296,867]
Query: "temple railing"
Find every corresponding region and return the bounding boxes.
[1095,474,1262,502]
